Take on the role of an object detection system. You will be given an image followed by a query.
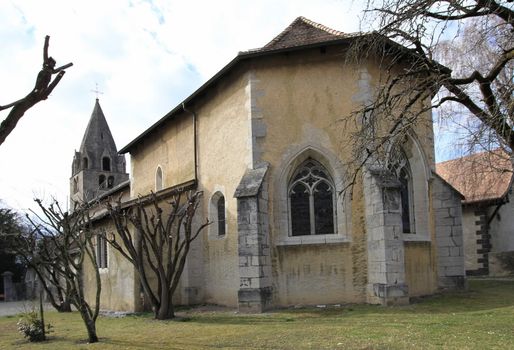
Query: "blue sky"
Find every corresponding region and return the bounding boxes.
[0,0,454,212]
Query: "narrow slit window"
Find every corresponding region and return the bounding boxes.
[217,195,226,236]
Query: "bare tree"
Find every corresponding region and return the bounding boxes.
[0,35,72,146]
[344,0,513,190]
[9,199,101,343]
[105,190,209,320]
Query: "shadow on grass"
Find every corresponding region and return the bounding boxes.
[182,280,514,325]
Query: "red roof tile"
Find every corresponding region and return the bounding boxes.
[258,16,354,52]
[436,150,513,204]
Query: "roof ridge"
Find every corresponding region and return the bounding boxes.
[263,16,345,49]
[298,16,346,36]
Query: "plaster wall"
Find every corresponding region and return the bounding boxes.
[84,213,138,312]
[462,208,481,272]
[129,66,251,307]
[246,46,437,305]
[488,186,514,276]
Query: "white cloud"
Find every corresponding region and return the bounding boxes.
[0,0,364,212]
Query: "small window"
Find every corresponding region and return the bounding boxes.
[288,159,335,236]
[102,157,111,171]
[156,167,163,191]
[96,235,108,269]
[107,176,114,189]
[217,195,226,236]
[82,157,89,169]
[399,167,415,233]
[209,191,226,238]
[99,175,106,189]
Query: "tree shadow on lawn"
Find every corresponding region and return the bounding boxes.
[182,280,514,325]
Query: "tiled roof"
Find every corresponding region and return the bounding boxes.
[258,16,354,52]
[436,150,513,204]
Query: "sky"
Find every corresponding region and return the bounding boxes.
[0,0,452,212]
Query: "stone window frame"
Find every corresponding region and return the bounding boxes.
[388,131,432,241]
[96,234,109,271]
[288,158,337,236]
[388,149,416,234]
[208,188,228,240]
[155,165,164,191]
[274,145,351,246]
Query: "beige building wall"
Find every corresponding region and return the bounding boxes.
[242,46,439,305]
[128,65,251,307]
[462,208,481,272]
[84,214,138,312]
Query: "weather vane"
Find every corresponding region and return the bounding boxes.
[91,83,104,100]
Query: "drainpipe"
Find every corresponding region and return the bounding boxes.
[182,103,198,183]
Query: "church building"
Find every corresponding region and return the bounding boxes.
[76,17,466,312]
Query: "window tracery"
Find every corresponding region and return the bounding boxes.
[288,159,335,236]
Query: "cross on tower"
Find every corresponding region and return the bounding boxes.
[91,83,104,100]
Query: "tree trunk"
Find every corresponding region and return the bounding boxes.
[84,318,98,343]
[57,299,72,312]
[155,290,175,320]
[77,305,99,343]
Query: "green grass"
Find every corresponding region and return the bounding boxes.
[1,279,513,349]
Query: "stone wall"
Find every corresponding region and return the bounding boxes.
[432,175,466,289]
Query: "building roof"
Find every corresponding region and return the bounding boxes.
[259,16,354,52]
[80,99,118,154]
[119,17,405,154]
[436,150,513,205]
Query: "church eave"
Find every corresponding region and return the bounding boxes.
[119,31,420,154]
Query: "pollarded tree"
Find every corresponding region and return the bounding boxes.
[19,200,101,343]
[0,35,72,146]
[344,0,513,188]
[105,189,209,320]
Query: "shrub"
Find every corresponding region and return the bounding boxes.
[17,311,51,342]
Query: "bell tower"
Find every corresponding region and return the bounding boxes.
[70,99,129,208]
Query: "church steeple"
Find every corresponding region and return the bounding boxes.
[70,99,129,207]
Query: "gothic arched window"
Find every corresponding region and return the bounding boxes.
[288,159,335,236]
[389,149,415,234]
[209,191,226,238]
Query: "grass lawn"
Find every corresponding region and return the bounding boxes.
[1,279,513,349]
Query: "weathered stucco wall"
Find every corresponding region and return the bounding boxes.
[84,213,138,312]
[241,45,440,306]
[248,47,367,305]
[195,66,250,307]
[488,185,514,276]
[130,114,195,196]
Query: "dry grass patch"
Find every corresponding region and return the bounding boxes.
[1,279,513,349]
